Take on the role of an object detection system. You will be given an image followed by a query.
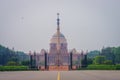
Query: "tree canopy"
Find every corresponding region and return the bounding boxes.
[0,45,29,66]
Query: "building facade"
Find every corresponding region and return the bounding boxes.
[29,14,87,70]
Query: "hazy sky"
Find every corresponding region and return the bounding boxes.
[0,0,120,53]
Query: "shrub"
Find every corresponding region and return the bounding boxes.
[0,66,29,71]
[104,60,113,65]
[87,65,116,70]
[115,64,120,70]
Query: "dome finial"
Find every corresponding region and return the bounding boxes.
[57,13,60,28]
[57,13,59,18]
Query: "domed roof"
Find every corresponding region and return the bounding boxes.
[50,32,67,44]
[52,32,65,38]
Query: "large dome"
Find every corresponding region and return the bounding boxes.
[52,32,65,38]
[50,32,67,44]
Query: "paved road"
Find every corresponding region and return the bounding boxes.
[0,70,120,80]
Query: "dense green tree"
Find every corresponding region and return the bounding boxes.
[112,47,120,64]
[101,46,120,64]
[9,57,19,63]
[93,56,105,64]
[104,60,112,65]
[21,60,30,66]
[7,61,19,66]
[101,47,114,60]
[87,50,100,59]
[87,58,93,65]
[0,44,29,66]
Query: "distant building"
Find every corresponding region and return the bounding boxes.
[29,13,87,70]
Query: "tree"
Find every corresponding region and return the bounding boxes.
[113,47,120,64]
[101,47,115,64]
[93,56,105,64]
[10,57,19,63]
[87,50,100,59]
[21,60,30,66]
[7,61,18,66]
[87,58,93,65]
[104,60,112,65]
[0,44,29,65]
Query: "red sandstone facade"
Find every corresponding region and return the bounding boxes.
[29,14,87,70]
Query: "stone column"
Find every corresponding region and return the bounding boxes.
[45,53,47,70]
[70,52,73,70]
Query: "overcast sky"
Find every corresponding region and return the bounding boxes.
[0,0,120,53]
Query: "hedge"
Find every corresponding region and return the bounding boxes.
[115,64,120,70]
[86,64,120,70]
[0,66,29,71]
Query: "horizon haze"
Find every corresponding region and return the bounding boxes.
[0,0,120,53]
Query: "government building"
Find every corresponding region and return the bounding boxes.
[29,13,87,70]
